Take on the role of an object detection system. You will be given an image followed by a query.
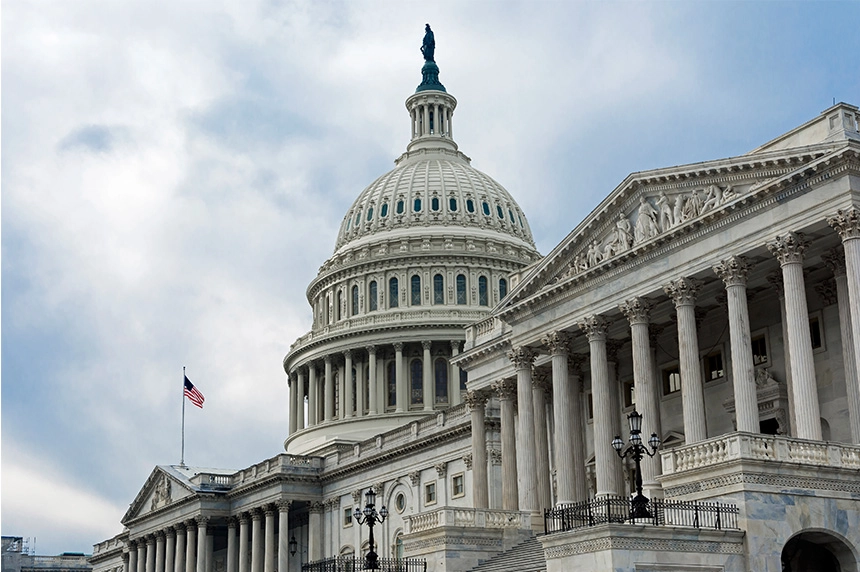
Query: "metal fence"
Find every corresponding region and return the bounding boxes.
[301,556,427,572]
[544,496,739,534]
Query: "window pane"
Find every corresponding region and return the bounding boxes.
[396,200,404,214]
[466,199,475,213]
[381,203,388,217]
[337,291,342,320]
[482,201,490,216]
[431,197,440,211]
[411,275,421,305]
[411,359,423,405]
[460,369,467,391]
[499,278,508,299]
[456,274,467,305]
[387,361,397,407]
[497,205,504,219]
[352,286,359,316]
[478,276,488,306]
[435,358,448,403]
[433,274,444,304]
[369,281,377,311]
[367,207,373,221]
[449,198,457,211]
[751,336,768,365]
[389,277,399,308]
[414,198,422,212]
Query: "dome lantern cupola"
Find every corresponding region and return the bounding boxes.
[406,24,457,154]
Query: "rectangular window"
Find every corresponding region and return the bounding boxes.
[751,334,768,366]
[452,474,465,498]
[662,366,681,396]
[586,392,594,420]
[809,314,824,351]
[425,482,437,505]
[622,380,635,409]
[704,350,724,382]
[343,508,353,527]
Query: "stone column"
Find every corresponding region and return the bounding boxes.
[164,529,175,572]
[532,371,553,510]
[422,341,434,410]
[823,248,860,443]
[619,297,663,497]
[508,347,539,512]
[713,257,759,434]
[355,359,365,417]
[307,365,318,426]
[137,540,146,572]
[664,278,709,441]
[567,356,588,502]
[337,363,345,418]
[296,369,306,430]
[829,208,860,438]
[767,234,821,439]
[308,503,323,562]
[174,526,186,572]
[465,390,489,508]
[251,511,263,572]
[450,341,463,406]
[343,350,354,419]
[394,342,405,412]
[767,273,797,434]
[226,520,236,572]
[543,332,576,505]
[155,532,165,572]
[145,536,155,572]
[277,501,291,572]
[493,378,519,510]
[238,515,249,572]
[324,356,334,422]
[578,315,621,497]
[288,374,298,434]
[195,518,207,572]
[423,105,430,136]
[367,346,378,415]
[264,507,275,572]
[184,522,196,572]
[128,542,138,572]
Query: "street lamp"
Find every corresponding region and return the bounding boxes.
[353,488,388,570]
[612,409,661,519]
[288,535,297,557]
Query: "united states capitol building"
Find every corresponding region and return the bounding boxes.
[91,30,860,572]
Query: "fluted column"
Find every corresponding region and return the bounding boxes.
[664,278,709,441]
[289,374,298,434]
[251,511,263,572]
[307,365,318,426]
[567,356,588,502]
[465,390,489,508]
[337,363,346,418]
[494,378,519,510]
[128,543,138,572]
[164,530,175,572]
[343,350,354,418]
[367,346,378,415]
[578,315,621,497]
[355,359,365,417]
[508,347,539,512]
[394,342,406,412]
[136,540,146,572]
[238,515,249,572]
[195,518,207,572]
[620,297,663,497]
[277,501,291,572]
[264,507,275,572]
[450,341,463,406]
[155,532,165,572]
[226,520,236,572]
[145,536,155,572]
[296,369,306,430]
[543,332,576,504]
[532,371,553,510]
[767,234,820,439]
[829,208,860,442]
[308,503,323,562]
[324,356,334,422]
[767,273,796,434]
[713,257,759,434]
[184,523,195,572]
[823,249,860,442]
[422,341,433,410]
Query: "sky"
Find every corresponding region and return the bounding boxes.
[2,0,859,556]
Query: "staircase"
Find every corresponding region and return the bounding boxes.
[467,536,547,572]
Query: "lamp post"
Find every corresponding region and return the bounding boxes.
[353,488,388,570]
[611,409,661,519]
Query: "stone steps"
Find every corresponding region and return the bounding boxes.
[467,536,547,572]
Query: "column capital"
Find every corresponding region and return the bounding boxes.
[822,247,847,277]
[226,517,237,530]
[276,500,292,513]
[408,471,421,486]
[577,314,611,341]
[393,342,404,352]
[146,535,155,545]
[238,513,250,525]
[767,232,809,266]
[184,520,196,532]
[351,489,363,504]
[365,345,377,355]
[195,516,209,527]
[648,323,666,346]
[814,278,838,306]
[605,338,625,362]
[493,378,517,401]
[714,255,754,286]
[450,340,461,352]
[827,208,860,241]
[507,346,538,369]
[264,504,277,517]
[532,370,552,392]
[324,354,332,364]
[462,453,473,470]
[373,482,385,497]
[766,271,785,296]
[663,277,702,306]
[541,331,571,356]
[309,502,324,514]
[435,462,448,478]
[422,340,432,350]
[567,353,588,375]
[251,509,263,521]
[155,530,165,540]
[165,527,176,538]
[464,390,489,410]
[619,297,653,325]
[343,349,352,359]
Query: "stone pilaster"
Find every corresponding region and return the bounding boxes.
[422,341,433,410]
[367,346,378,415]
[464,390,489,508]
[493,377,519,510]
[767,234,820,439]
[508,346,540,513]
[578,315,621,497]
[394,342,405,412]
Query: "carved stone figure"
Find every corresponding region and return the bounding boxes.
[682,189,702,220]
[673,195,685,225]
[587,241,602,267]
[151,474,172,511]
[701,184,723,212]
[634,197,659,243]
[657,191,674,231]
[421,24,436,62]
[613,212,632,252]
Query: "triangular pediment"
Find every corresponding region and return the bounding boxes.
[122,466,196,524]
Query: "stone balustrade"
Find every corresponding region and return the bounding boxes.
[661,432,860,475]
[405,506,532,533]
[464,316,510,349]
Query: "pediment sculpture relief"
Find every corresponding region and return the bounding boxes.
[150,474,172,511]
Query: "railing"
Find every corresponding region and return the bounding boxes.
[406,507,532,533]
[301,556,426,572]
[544,496,739,534]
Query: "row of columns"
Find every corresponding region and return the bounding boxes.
[467,214,860,513]
[411,102,452,138]
[289,341,465,434]
[126,505,291,572]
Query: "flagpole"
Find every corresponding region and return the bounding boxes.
[181,366,186,467]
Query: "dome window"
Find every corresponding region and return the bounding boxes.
[499,278,508,300]
[434,358,449,404]
[449,198,457,211]
[482,202,490,216]
[355,212,361,227]
[518,214,524,227]
[351,285,359,316]
[337,291,343,320]
[410,359,423,406]
[346,218,352,231]
[496,205,504,220]
[369,281,378,311]
[433,274,444,304]
[411,275,421,305]
[456,274,467,305]
[381,203,389,217]
[466,199,475,213]
[367,208,373,221]
[396,200,405,215]
[387,361,397,408]
[508,209,515,223]
[478,276,489,306]
[413,198,422,212]
[389,277,399,308]
[431,197,440,211]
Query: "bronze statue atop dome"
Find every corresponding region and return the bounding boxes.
[421,24,435,62]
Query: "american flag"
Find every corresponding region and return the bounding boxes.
[184,376,205,409]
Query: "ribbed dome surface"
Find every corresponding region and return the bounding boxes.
[334,154,536,254]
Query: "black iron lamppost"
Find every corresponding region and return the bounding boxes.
[353,488,388,570]
[612,409,661,519]
[288,535,297,557]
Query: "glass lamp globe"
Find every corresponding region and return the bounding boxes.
[611,435,624,452]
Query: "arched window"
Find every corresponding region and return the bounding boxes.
[324,295,330,324]
[434,358,449,404]
[413,198,422,212]
[431,197,440,211]
[381,203,389,217]
[478,276,488,306]
[482,201,491,216]
[456,274,467,305]
[499,278,508,300]
[355,212,361,226]
[466,199,475,213]
[336,291,343,320]
[396,200,405,215]
[389,277,399,308]
[369,281,378,311]
[351,285,359,316]
[496,205,504,219]
[410,359,423,406]
[508,209,515,223]
[433,274,444,304]
[411,275,421,305]
[449,198,457,211]
[367,207,373,221]
[387,361,397,408]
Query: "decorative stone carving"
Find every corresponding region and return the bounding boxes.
[815,278,838,306]
[713,255,753,286]
[619,297,652,325]
[434,462,448,478]
[767,232,809,266]
[462,453,473,470]
[408,471,421,486]
[373,482,384,497]
[309,502,324,514]
[532,370,552,392]
[633,197,659,243]
[150,474,172,511]
[493,378,517,401]
[605,339,625,363]
[542,331,571,356]
[664,277,702,306]
[766,272,785,296]
[463,390,488,410]
[577,314,610,342]
[488,448,502,465]
[656,191,673,231]
[827,208,860,240]
[507,346,538,369]
[822,247,847,277]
